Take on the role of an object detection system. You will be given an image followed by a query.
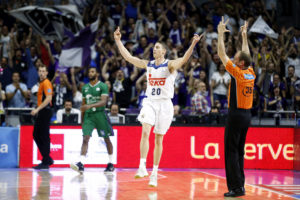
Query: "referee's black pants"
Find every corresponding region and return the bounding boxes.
[224,108,251,190]
[33,108,53,164]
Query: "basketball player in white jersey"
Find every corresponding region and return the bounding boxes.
[114,27,202,187]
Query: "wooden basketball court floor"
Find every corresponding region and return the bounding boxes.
[1,168,300,200]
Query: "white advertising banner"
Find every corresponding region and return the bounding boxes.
[33,128,117,165]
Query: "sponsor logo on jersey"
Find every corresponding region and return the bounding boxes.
[244,74,255,80]
[148,74,166,86]
[100,130,105,136]
[96,87,100,91]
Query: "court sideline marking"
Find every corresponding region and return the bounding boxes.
[200,171,300,200]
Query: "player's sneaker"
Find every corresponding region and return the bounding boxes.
[104,163,115,172]
[70,162,84,174]
[149,173,157,187]
[134,166,148,178]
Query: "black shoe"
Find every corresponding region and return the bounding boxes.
[48,158,54,166]
[224,187,245,197]
[33,163,49,170]
[42,158,54,166]
[104,163,114,172]
[70,162,84,174]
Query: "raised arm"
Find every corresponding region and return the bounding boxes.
[217,17,230,66]
[114,27,148,69]
[101,58,112,81]
[168,34,202,72]
[241,21,250,56]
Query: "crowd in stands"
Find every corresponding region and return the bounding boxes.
[0,0,299,125]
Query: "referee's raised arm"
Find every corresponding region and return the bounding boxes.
[241,21,250,56]
[217,16,231,67]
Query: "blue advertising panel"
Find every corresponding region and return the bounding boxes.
[0,127,19,168]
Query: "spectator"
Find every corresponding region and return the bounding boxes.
[107,103,125,124]
[205,23,218,47]
[112,68,138,108]
[269,73,286,98]
[251,89,264,117]
[257,61,276,98]
[70,67,84,109]
[210,63,230,107]
[24,37,40,89]
[173,104,181,116]
[72,81,84,109]
[110,3,123,28]
[145,13,157,33]
[133,35,149,57]
[284,44,300,77]
[0,57,12,89]
[292,77,300,111]
[147,28,159,45]
[119,58,131,79]
[0,82,5,114]
[283,65,298,109]
[0,25,10,58]
[5,71,29,107]
[29,82,39,108]
[135,72,147,108]
[51,71,73,111]
[191,81,211,114]
[169,20,182,46]
[105,80,113,109]
[208,52,221,79]
[9,48,27,80]
[267,86,285,112]
[125,0,139,20]
[208,105,221,125]
[56,99,81,124]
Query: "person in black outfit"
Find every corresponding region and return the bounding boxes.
[218,18,256,197]
[31,65,54,169]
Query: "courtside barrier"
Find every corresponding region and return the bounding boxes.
[19,125,294,169]
[0,127,19,168]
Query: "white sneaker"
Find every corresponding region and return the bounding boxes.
[134,166,148,178]
[149,173,157,187]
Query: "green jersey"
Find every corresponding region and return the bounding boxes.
[82,81,108,113]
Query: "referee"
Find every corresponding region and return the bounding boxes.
[217,17,255,197]
[31,65,54,169]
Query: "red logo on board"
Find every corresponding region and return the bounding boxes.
[37,134,64,160]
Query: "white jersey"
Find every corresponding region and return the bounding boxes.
[146,59,177,99]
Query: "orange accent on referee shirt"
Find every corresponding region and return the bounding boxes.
[37,79,53,107]
[226,60,256,109]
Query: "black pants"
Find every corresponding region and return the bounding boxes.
[224,108,251,190]
[33,108,53,164]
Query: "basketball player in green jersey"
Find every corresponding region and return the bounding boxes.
[70,67,114,173]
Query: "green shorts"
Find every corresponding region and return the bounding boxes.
[82,111,113,138]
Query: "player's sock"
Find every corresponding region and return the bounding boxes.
[108,154,113,163]
[139,158,146,168]
[80,155,86,164]
[152,165,158,174]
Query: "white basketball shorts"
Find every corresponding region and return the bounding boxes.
[137,98,174,135]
